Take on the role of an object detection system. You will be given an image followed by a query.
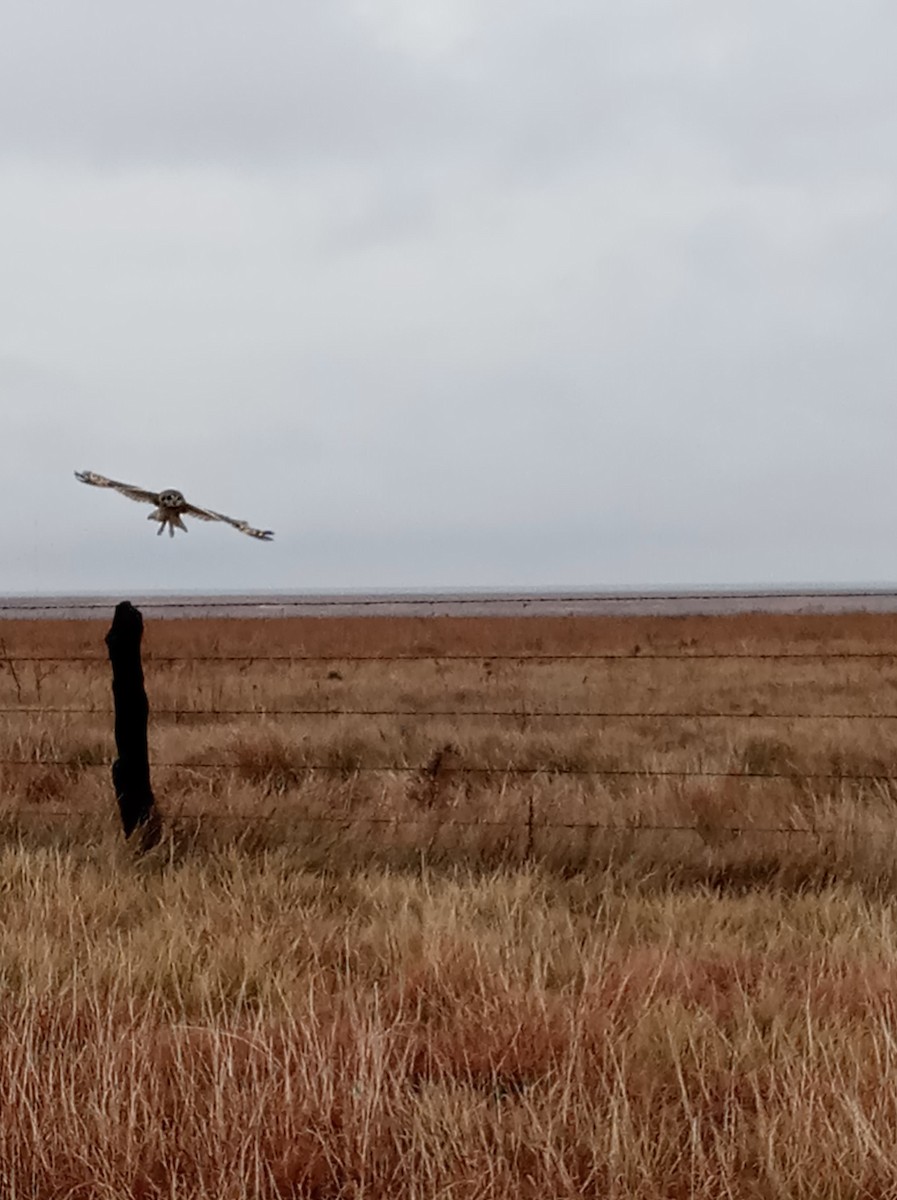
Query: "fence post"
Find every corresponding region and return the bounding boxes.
[525,792,535,862]
[105,601,161,851]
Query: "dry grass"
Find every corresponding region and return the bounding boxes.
[1,611,897,878]
[0,612,896,1195]
[4,846,897,1197]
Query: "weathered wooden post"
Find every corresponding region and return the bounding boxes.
[105,601,161,851]
[524,792,535,862]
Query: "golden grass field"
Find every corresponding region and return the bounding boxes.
[2,611,897,1196]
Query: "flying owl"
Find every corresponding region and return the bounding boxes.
[75,471,274,540]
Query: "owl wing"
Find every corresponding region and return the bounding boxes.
[75,470,160,506]
[181,501,274,541]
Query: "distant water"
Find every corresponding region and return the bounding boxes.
[3,588,897,619]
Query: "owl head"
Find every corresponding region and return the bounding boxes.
[159,489,186,509]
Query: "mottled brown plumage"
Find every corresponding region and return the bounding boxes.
[74,471,274,540]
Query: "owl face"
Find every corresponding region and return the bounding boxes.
[159,489,186,509]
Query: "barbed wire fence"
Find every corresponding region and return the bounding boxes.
[0,596,896,849]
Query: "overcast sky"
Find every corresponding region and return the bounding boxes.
[2,0,895,594]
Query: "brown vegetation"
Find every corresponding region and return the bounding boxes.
[1,611,897,878]
[0,612,895,1195]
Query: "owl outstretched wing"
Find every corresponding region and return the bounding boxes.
[74,470,160,506]
[182,502,274,541]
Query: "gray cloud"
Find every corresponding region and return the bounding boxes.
[0,2,467,169]
[2,0,896,592]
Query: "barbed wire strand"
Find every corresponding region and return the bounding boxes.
[0,759,895,781]
[0,705,896,720]
[0,808,824,836]
[3,651,897,664]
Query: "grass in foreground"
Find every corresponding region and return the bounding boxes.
[2,840,897,1197]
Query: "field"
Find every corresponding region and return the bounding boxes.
[2,611,897,1196]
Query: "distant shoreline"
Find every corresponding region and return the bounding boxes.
[3,588,897,619]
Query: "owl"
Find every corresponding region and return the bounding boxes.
[75,470,274,540]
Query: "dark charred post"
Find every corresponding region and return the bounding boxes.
[105,602,161,850]
[524,793,535,862]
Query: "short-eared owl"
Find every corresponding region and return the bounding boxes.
[75,471,274,540]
